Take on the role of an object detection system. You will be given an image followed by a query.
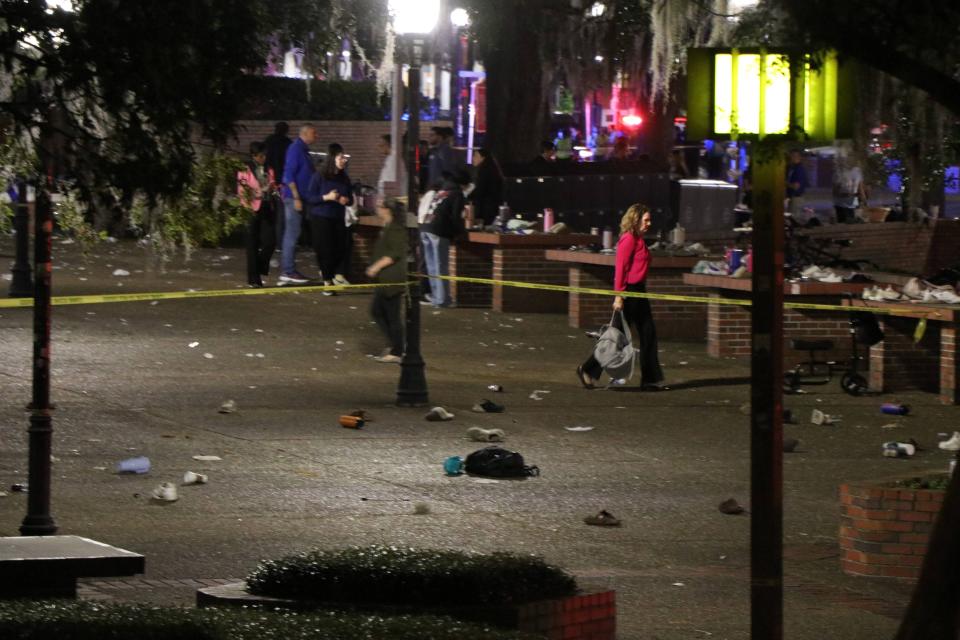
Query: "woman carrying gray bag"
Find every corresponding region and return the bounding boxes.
[577,204,668,391]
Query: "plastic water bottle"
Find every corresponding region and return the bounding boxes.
[880,403,910,416]
[543,208,554,232]
[443,456,464,476]
[602,227,613,250]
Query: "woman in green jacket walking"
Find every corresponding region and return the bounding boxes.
[366,199,408,363]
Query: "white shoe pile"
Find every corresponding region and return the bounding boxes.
[900,277,960,304]
[800,265,844,283]
[862,285,908,302]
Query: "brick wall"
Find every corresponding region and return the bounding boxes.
[868,317,941,394]
[449,242,493,308]
[839,482,943,580]
[568,265,708,339]
[942,326,959,404]
[706,292,850,360]
[225,120,451,187]
[516,590,616,640]
[492,247,569,313]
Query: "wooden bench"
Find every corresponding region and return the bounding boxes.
[0,535,144,597]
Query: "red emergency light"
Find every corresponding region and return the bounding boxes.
[622,114,643,128]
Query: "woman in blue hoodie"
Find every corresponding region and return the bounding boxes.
[306,143,354,293]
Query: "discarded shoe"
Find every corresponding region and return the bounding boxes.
[181,471,208,485]
[467,426,506,442]
[472,399,505,413]
[938,431,960,451]
[425,406,455,421]
[811,409,841,425]
[151,482,178,502]
[584,510,621,526]
[883,441,916,458]
[718,498,745,515]
[487,384,504,392]
[218,399,237,414]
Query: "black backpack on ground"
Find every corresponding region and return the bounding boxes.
[465,446,539,478]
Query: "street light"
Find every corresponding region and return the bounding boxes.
[389,0,439,407]
[450,8,470,28]
[686,48,854,640]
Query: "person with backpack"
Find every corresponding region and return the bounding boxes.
[577,203,667,391]
[419,169,468,308]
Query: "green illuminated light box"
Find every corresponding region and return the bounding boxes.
[686,48,855,141]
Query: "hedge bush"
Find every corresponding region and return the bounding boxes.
[245,545,578,607]
[237,76,387,121]
[0,600,537,640]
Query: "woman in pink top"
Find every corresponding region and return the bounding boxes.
[577,204,666,390]
[237,141,278,288]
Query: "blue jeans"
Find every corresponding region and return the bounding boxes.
[420,232,451,306]
[281,198,302,274]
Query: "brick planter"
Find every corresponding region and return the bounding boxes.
[839,481,945,580]
[197,582,616,639]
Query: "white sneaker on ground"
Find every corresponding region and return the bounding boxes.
[933,288,960,304]
[817,272,843,283]
[374,354,402,364]
[938,431,960,451]
[801,264,825,278]
[878,286,905,301]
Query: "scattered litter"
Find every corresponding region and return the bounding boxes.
[202,353,215,359]
[443,456,464,476]
[486,363,496,367]
[192,455,222,461]
[471,478,500,484]
[10,484,27,493]
[672,583,685,587]
[335,340,344,345]
[471,399,505,413]
[614,406,626,409]
[883,441,916,458]
[218,400,236,414]
[0,491,6,497]
[584,510,621,526]
[245,353,254,358]
[182,471,208,485]
[487,384,503,392]
[112,269,130,277]
[150,301,159,306]
[254,328,264,333]
[255,353,265,358]
[467,427,505,442]
[513,318,523,322]
[425,406,455,422]
[810,409,841,425]
[939,432,960,451]
[719,498,745,515]
[150,482,178,502]
[565,426,595,432]
[349,409,372,422]
[880,403,911,416]
[116,456,151,474]
[188,341,199,348]
[529,389,552,400]
[739,402,751,415]
[349,306,358,310]
[679,361,689,365]
[339,415,364,429]
[880,423,902,430]
[413,502,431,515]
[783,438,800,453]
[92,466,107,471]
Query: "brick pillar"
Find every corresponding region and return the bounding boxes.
[868,317,940,394]
[706,292,751,358]
[569,265,614,329]
[646,270,709,340]
[348,225,380,284]
[449,242,493,308]
[941,323,959,404]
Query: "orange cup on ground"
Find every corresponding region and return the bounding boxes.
[339,415,364,429]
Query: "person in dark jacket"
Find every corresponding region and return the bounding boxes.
[263,122,292,250]
[366,199,408,363]
[419,170,467,307]
[469,148,504,226]
[305,143,353,294]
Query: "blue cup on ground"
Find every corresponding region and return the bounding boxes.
[116,456,151,474]
[443,456,464,476]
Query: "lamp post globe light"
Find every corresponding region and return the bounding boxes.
[389,0,439,407]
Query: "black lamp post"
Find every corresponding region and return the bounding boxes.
[20,182,58,536]
[8,179,34,298]
[392,1,438,407]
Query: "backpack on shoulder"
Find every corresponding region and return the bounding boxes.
[465,446,539,478]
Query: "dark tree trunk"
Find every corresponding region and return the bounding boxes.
[477,0,555,164]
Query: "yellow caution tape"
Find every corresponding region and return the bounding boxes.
[0,281,405,309]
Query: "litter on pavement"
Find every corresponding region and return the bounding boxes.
[192,455,222,462]
[218,400,237,414]
[150,482,178,502]
[467,427,505,442]
[182,471,208,485]
[116,456,151,474]
[425,406,455,421]
[810,409,841,425]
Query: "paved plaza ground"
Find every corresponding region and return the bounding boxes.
[1,236,956,639]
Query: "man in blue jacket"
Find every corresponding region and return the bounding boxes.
[279,124,317,284]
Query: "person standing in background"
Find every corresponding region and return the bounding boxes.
[279,124,317,285]
[237,142,277,288]
[366,199,408,364]
[785,149,809,215]
[833,144,868,223]
[426,126,456,189]
[264,122,292,250]
[469,148,504,226]
[306,143,353,294]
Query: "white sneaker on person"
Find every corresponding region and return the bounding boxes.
[333,274,350,286]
